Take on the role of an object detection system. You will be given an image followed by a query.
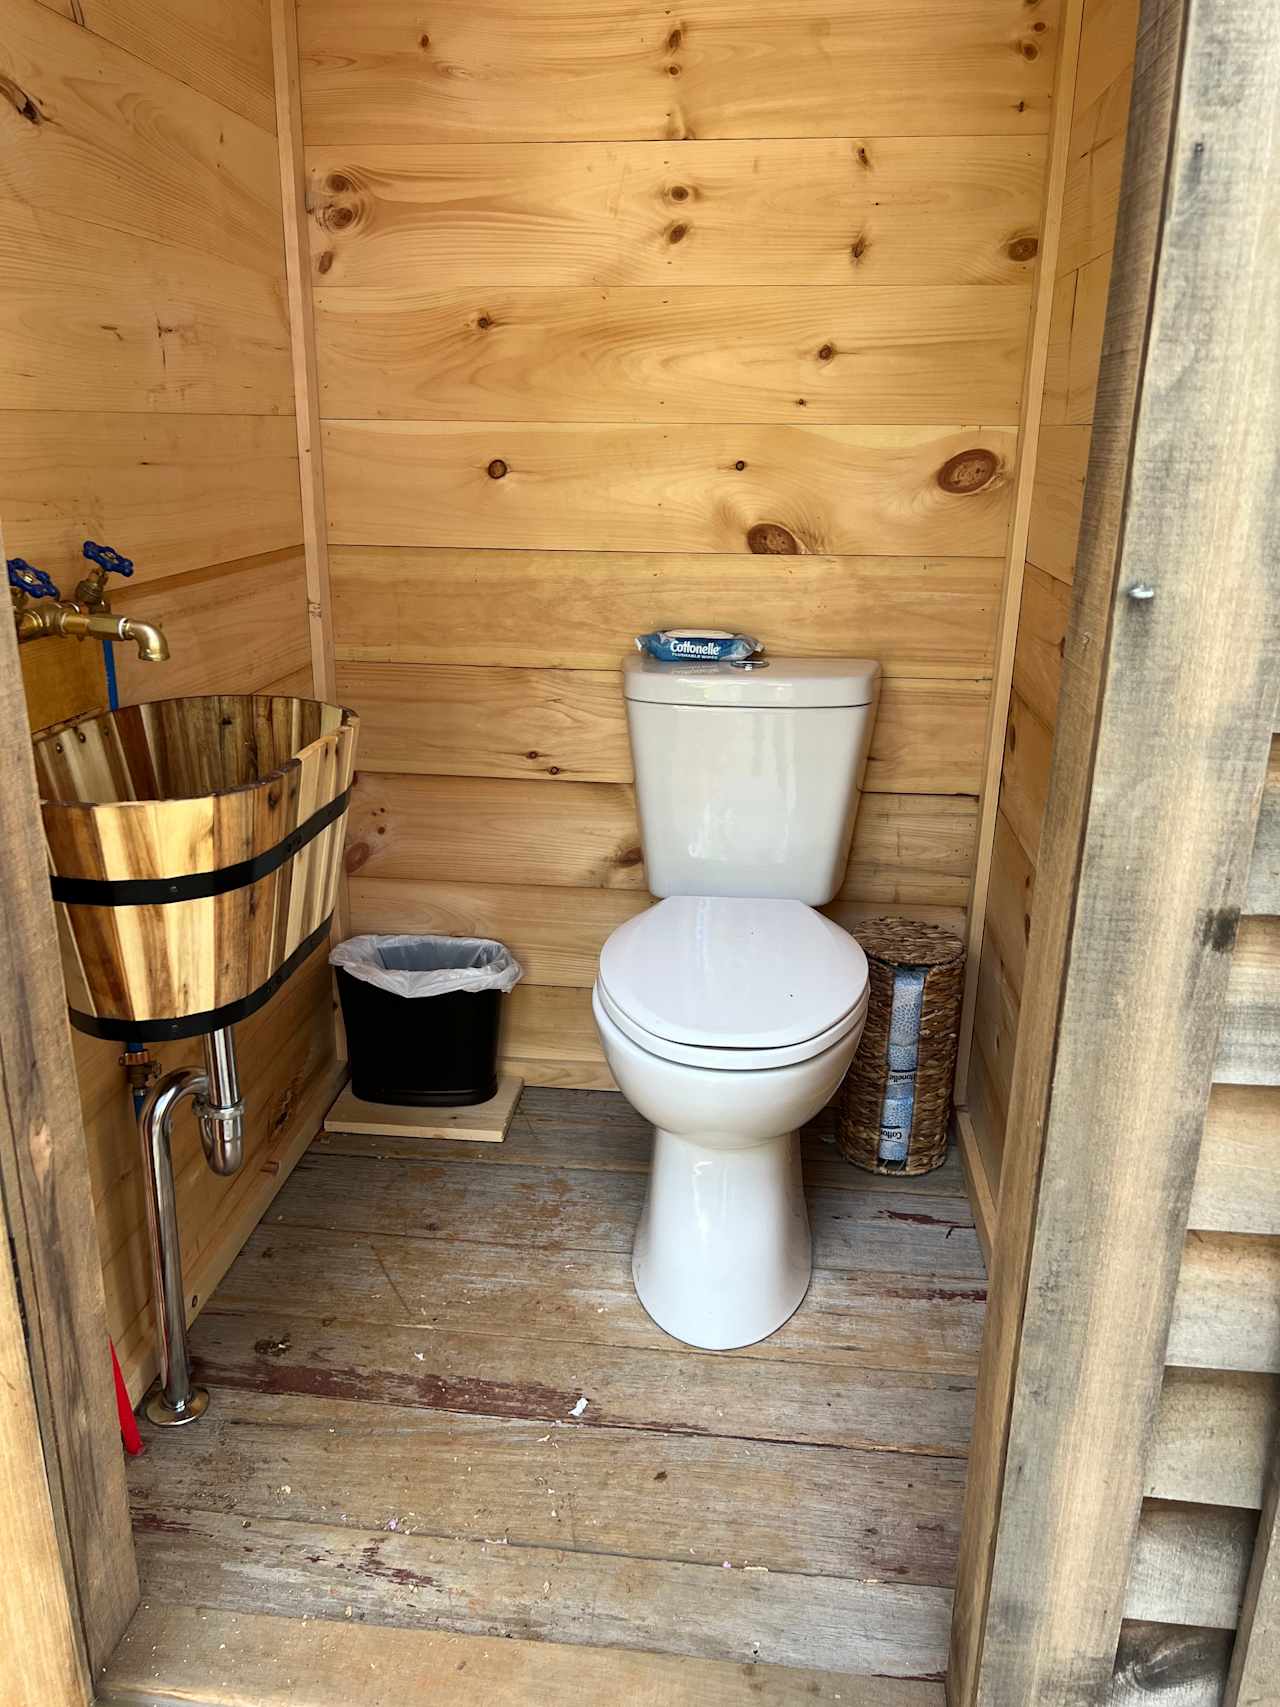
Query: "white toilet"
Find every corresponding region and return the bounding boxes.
[593,654,880,1350]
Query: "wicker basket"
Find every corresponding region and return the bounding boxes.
[837,916,966,1176]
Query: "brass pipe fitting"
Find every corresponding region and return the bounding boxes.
[14,600,169,662]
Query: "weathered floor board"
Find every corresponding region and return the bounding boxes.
[131,1508,954,1679]
[269,1153,983,1279]
[186,1308,975,1455]
[101,1604,947,1706]
[130,1086,982,1683]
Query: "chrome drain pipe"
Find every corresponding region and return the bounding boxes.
[137,1026,245,1427]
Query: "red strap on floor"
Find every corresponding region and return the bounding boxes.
[110,1338,144,1456]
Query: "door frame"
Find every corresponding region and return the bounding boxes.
[949,0,1280,1698]
[0,531,138,1689]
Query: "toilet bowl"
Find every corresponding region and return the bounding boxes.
[594,895,869,1350]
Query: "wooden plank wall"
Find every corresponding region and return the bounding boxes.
[0,0,342,1400]
[1122,770,1280,1687]
[966,0,1142,1196]
[299,0,1062,1087]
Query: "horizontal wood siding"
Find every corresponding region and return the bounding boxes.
[307,3,1055,1084]
[2,0,339,1403]
[299,0,1058,143]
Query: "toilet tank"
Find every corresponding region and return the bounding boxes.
[624,655,881,904]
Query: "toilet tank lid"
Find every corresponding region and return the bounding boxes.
[623,654,881,709]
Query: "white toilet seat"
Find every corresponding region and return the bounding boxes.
[595,978,868,1071]
[597,895,870,1072]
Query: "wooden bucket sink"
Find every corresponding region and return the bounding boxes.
[32,695,358,1040]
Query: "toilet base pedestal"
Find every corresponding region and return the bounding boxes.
[632,1127,812,1351]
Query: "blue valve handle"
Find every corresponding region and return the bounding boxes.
[7,558,60,600]
[83,540,134,578]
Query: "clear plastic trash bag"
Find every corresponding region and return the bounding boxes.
[329,934,523,998]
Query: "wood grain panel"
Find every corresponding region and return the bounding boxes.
[1125,1502,1254,1631]
[260,1151,979,1279]
[1191,1085,1280,1237]
[345,772,978,907]
[1147,1369,1279,1511]
[983,809,1035,999]
[0,413,302,588]
[1061,251,1114,423]
[331,546,1001,676]
[337,662,989,795]
[350,879,647,987]
[131,1387,967,1580]
[20,633,105,733]
[131,1507,953,1683]
[0,201,291,416]
[315,285,1029,424]
[50,0,277,130]
[112,549,309,704]
[837,793,979,907]
[1058,63,1134,278]
[0,0,284,277]
[188,1302,974,1456]
[0,549,138,1674]
[299,0,1056,144]
[216,1213,986,1377]
[1168,1233,1280,1374]
[348,877,966,989]
[1246,735,1280,916]
[1025,421,1092,582]
[323,422,1016,556]
[998,689,1055,864]
[1011,560,1072,730]
[102,1602,945,1707]
[1218,916,1280,1086]
[1072,0,1141,114]
[970,935,1019,1145]
[305,138,1047,289]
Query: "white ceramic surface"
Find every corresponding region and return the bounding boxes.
[598,895,869,1052]
[625,655,881,903]
[594,985,865,1349]
[594,654,880,1350]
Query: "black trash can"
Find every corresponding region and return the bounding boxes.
[331,935,523,1107]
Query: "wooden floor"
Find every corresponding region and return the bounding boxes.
[127,1087,984,1688]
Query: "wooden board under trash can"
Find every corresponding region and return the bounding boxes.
[323,1076,523,1144]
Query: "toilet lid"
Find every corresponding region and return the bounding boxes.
[598,896,868,1053]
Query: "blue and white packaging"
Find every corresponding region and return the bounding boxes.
[635,629,763,664]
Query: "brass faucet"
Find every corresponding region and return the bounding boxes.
[9,544,169,663]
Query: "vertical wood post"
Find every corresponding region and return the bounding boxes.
[0,1196,89,1704]
[953,0,1084,1105]
[0,521,139,1674]
[949,0,1280,1698]
[270,0,338,711]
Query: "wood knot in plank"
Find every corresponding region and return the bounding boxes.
[1199,907,1240,954]
[849,234,869,265]
[0,75,44,125]
[747,522,800,555]
[936,448,1001,495]
[1007,234,1039,262]
[487,459,508,479]
[668,222,688,244]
